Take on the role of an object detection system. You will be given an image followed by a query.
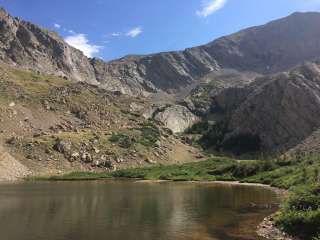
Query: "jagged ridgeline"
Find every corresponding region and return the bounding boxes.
[2,7,320,96]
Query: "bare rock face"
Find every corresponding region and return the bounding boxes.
[222,62,320,152]
[154,105,199,133]
[0,8,98,85]
[182,69,258,116]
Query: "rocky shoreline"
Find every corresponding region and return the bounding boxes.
[257,215,299,240]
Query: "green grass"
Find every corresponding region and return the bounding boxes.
[112,158,235,181]
[36,172,113,181]
[39,155,320,186]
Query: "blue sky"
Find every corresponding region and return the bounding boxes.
[1,0,320,60]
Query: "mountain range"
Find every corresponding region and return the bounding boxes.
[2,8,320,95]
[0,7,320,179]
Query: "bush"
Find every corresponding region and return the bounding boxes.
[109,134,132,148]
[276,184,320,240]
[199,121,228,149]
[185,121,210,134]
[221,133,261,155]
[136,122,160,147]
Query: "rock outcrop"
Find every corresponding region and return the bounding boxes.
[154,105,199,133]
[220,62,320,152]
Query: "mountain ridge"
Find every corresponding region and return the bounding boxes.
[1,7,320,96]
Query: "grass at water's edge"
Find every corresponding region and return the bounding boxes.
[31,155,320,240]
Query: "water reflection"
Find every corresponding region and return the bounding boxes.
[0,181,279,240]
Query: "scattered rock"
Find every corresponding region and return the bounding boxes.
[130,103,143,112]
[145,158,157,164]
[53,139,72,155]
[9,102,15,107]
[81,152,92,163]
[69,152,80,162]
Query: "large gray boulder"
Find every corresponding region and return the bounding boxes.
[154,105,199,133]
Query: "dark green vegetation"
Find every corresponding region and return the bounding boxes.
[45,154,320,187]
[44,154,320,240]
[276,184,320,240]
[108,121,161,149]
[190,120,261,156]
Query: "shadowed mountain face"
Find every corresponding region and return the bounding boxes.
[1,8,320,96]
[210,62,320,154]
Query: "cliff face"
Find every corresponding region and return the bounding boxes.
[220,62,320,152]
[1,8,320,96]
[0,8,98,85]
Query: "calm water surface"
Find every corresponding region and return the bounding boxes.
[0,181,279,240]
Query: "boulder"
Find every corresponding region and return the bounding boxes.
[53,139,72,155]
[154,105,199,133]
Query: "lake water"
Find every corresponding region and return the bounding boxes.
[0,181,279,240]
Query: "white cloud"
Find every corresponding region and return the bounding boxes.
[65,34,101,58]
[54,23,61,29]
[111,32,122,37]
[68,30,75,34]
[196,0,227,17]
[126,27,142,38]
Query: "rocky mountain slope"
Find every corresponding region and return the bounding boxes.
[204,61,320,154]
[1,7,320,96]
[0,64,203,180]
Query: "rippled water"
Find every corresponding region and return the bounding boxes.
[0,181,279,240]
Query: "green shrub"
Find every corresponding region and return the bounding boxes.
[199,121,228,149]
[221,133,261,155]
[185,121,210,134]
[136,122,160,147]
[276,184,320,240]
[109,134,132,148]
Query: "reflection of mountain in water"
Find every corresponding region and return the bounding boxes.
[0,181,278,240]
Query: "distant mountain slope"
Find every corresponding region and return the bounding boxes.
[1,7,320,96]
[203,12,320,74]
[211,61,320,154]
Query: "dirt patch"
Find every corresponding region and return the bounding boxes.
[0,144,31,181]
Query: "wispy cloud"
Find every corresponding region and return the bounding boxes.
[126,27,143,38]
[54,23,61,29]
[65,34,101,58]
[111,32,122,37]
[196,0,227,17]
